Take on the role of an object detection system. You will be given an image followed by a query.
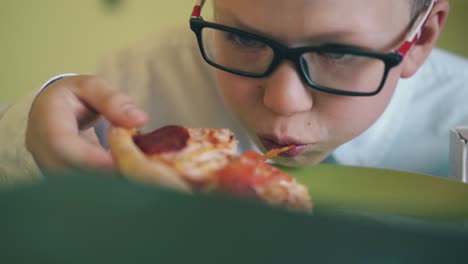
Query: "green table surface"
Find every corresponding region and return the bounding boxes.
[1,165,468,264]
[284,164,468,224]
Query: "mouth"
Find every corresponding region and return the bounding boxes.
[258,136,308,157]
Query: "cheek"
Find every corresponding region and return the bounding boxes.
[215,66,401,150]
[369,68,401,116]
[324,68,401,143]
[215,70,260,118]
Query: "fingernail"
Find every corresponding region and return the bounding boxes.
[123,104,146,121]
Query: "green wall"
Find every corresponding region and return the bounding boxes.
[0,0,466,103]
[437,0,468,58]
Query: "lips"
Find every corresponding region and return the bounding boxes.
[259,136,307,157]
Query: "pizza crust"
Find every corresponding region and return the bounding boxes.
[108,126,192,192]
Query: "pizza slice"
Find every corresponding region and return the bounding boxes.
[108,125,312,211]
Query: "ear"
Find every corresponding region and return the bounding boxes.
[400,0,450,78]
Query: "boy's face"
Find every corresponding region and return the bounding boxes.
[212,0,414,166]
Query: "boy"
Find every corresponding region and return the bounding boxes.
[1,0,467,183]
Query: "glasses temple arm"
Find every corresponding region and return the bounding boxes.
[397,0,436,56]
[191,0,206,18]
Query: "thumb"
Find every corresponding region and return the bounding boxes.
[57,132,116,171]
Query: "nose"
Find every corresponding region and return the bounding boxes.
[262,62,313,116]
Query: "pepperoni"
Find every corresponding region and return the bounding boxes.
[133,125,190,154]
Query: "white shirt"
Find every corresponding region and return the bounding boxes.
[334,49,468,176]
[1,26,468,182]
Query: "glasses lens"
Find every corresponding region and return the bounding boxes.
[300,51,386,93]
[201,27,274,75]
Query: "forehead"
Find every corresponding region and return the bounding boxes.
[213,0,411,46]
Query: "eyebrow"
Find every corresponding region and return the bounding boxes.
[214,7,368,47]
[213,6,384,50]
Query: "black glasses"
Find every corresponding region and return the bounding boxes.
[189,0,435,96]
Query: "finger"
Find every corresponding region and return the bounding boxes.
[31,92,114,172]
[70,76,148,128]
[27,75,146,173]
[30,140,115,175]
[51,134,116,171]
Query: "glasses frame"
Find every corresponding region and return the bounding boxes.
[189,0,436,97]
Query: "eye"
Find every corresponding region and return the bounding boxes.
[319,52,349,60]
[327,52,346,59]
[229,33,265,49]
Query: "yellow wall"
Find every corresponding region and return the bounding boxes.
[0,0,201,103]
[0,0,466,103]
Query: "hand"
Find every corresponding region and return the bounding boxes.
[26,75,148,173]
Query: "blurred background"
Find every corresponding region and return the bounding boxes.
[0,0,466,103]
